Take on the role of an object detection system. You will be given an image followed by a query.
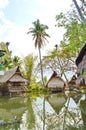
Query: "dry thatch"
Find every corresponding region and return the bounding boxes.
[45,71,65,92]
[0,66,29,84]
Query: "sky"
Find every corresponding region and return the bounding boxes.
[0,0,73,58]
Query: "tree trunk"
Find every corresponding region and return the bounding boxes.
[38,47,44,85]
[57,57,69,87]
[72,0,86,23]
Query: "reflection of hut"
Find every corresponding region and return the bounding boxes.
[45,71,66,92]
[47,94,66,114]
[75,44,86,86]
[0,96,35,129]
[0,66,29,93]
[0,97,28,120]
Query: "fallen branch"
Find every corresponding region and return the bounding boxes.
[0,119,21,126]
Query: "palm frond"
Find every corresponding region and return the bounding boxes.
[27,19,50,49]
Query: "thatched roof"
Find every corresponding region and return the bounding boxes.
[76,44,86,66]
[0,66,29,84]
[45,71,65,88]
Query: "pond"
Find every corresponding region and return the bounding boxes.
[0,91,86,130]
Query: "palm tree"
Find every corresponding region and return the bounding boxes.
[12,56,21,67]
[27,19,50,85]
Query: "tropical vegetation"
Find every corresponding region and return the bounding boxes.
[0,0,86,91]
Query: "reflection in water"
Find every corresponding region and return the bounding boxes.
[0,92,86,130]
[47,93,66,114]
[43,96,45,130]
[79,94,86,130]
[46,93,84,130]
[0,96,27,130]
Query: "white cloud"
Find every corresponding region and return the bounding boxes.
[2,24,37,57]
[0,0,11,40]
[34,0,72,51]
[0,11,4,18]
[0,16,15,40]
[0,0,9,9]
[0,10,38,58]
[0,0,72,58]
[37,0,72,13]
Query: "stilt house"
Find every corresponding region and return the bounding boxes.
[0,66,29,93]
[45,71,66,92]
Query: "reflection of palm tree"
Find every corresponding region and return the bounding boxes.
[27,19,50,85]
[43,96,45,130]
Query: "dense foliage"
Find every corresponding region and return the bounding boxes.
[1,0,86,87]
[42,0,86,83]
[0,42,21,71]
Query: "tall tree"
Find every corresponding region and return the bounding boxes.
[27,19,50,85]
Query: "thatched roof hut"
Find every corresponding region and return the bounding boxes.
[0,66,29,83]
[0,66,29,93]
[45,71,66,92]
[75,44,86,86]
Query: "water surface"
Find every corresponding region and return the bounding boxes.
[0,92,86,130]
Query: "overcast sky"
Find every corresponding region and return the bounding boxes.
[0,0,73,58]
